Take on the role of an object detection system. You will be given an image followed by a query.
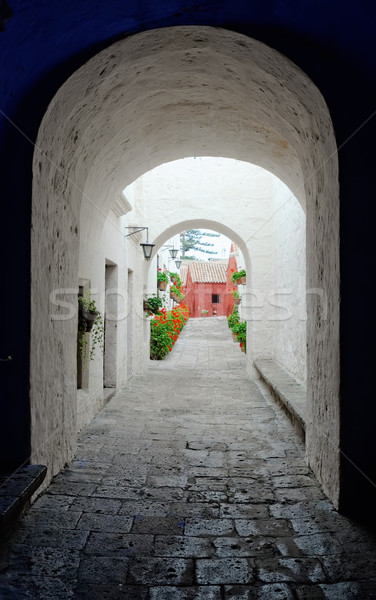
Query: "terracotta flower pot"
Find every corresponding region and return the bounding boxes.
[232,333,238,342]
[234,298,241,305]
[240,276,246,285]
[158,281,167,291]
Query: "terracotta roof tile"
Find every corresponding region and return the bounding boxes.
[185,260,227,283]
[180,264,188,286]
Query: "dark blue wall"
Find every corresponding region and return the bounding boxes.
[1,0,375,523]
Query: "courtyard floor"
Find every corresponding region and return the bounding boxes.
[1,317,376,599]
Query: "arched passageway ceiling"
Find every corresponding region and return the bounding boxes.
[150,218,251,271]
[40,26,335,221]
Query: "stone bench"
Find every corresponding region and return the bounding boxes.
[254,359,306,440]
[0,465,47,538]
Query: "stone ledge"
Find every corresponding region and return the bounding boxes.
[0,465,47,538]
[254,359,306,440]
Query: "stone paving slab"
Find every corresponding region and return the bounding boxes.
[1,317,376,598]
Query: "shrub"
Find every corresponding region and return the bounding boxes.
[150,304,190,360]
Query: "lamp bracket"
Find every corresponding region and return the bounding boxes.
[124,226,148,238]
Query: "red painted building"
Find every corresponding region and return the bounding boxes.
[181,260,235,318]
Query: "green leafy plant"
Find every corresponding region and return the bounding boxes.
[144,294,163,316]
[227,306,239,329]
[231,268,246,283]
[78,291,104,363]
[170,284,184,300]
[232,321,247,351]
[150,305,190,360]
[232,289,240,299]
[232,321,246,337]
[157,270,169,283]
[201,309,209,315]
[168,272,182,286]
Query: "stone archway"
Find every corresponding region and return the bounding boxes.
[31,26,339,505]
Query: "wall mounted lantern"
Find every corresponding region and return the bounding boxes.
[125,226,155,260]
[175,259,182,269]
[162,244,179,259]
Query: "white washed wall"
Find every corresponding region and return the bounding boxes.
[125,157,306,382]
[270,179,306,382]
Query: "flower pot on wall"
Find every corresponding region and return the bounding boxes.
[234,298,241,305]
[240,276,246,285]
[158,281,167,291]
[80,309,98,332]
[232,333,238,342]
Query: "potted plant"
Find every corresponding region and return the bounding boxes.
[237,331,247,352]
[232,321,247,351]
[231,269,246,285]
[232,289,241,305]
[201,309,209,317]
[78,291,98,331]
[78,291,104,362]
[157,269,169,290]
[170,284,184,302]
[227,306,239,329]
[143,293,163,316]
[232,322,246,346]
[169,271,181,286]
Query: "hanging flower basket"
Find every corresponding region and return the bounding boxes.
[170,292,184,303]
[158,281,167,291]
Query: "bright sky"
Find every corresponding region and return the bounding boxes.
[187,228,232,261]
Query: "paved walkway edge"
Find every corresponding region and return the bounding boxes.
[254,359,306,440]
[0,465,47,538]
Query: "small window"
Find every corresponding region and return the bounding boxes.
[212,294,220,304]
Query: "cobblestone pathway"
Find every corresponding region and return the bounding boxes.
[1,317,376,599]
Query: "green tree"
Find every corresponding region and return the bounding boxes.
[180,229,220,259]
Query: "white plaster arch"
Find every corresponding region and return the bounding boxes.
[149,219,251,272]
[32,26,339,505]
